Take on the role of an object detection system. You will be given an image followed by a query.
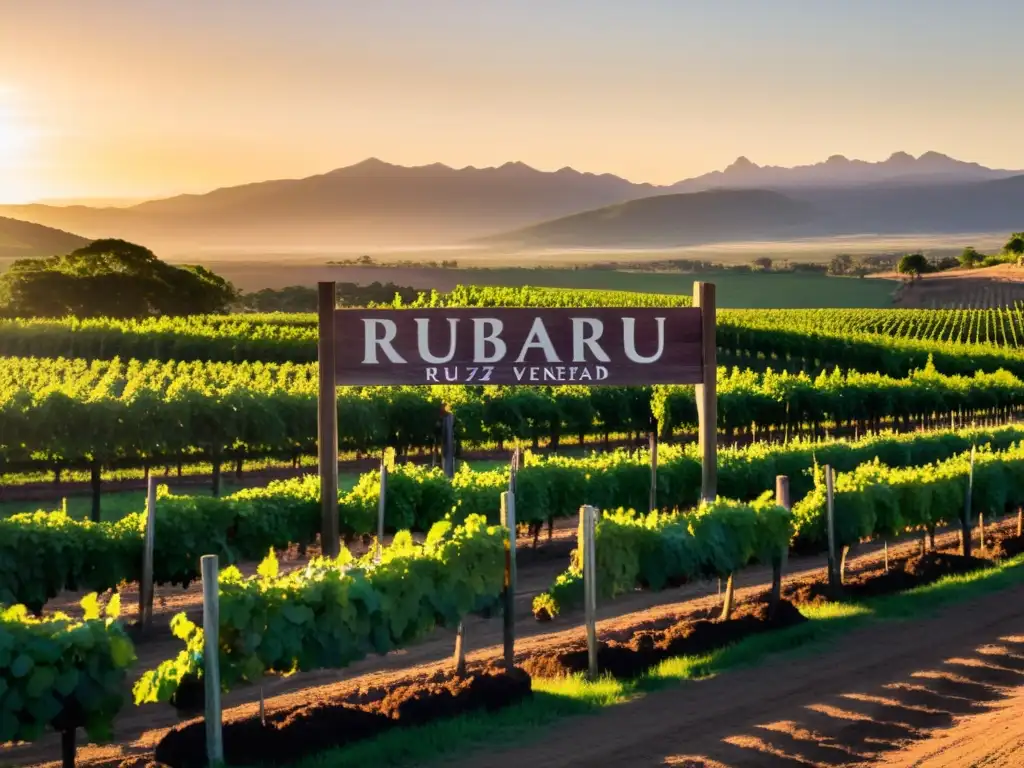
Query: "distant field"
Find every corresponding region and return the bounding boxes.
[206,261,898,308]
[869,263,1024,309]
[455,268,898,308]
[175,231,1009,266]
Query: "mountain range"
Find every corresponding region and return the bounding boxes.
[1,151,1022,252]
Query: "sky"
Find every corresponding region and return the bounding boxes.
[2,0,1024,204]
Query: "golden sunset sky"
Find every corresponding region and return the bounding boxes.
[2,0,1024,204]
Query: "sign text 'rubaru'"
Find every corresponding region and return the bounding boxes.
[334,307,704,386]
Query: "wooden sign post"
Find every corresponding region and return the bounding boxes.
[138,475,157,632]
[317,279,718,493]
[501,490,517,668]
[201,555,223,765]
[771,475,790,614]
[649,416,658,513]
[962,445,976,558]
[694,283,717,503]
[376,458,388,564]
[582,504,599,680]
[317,282,340,559]
[825,465,838,593]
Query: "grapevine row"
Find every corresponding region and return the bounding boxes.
[5,423,1021,611]
[1,356,1022,482]
[533,441,1024,618]
[132,514,506,705]
[4,288,1024,378]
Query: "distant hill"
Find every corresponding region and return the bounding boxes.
[478,189,817,248]
[484,174,1024,248]
[0,216,90,259]
[669,151,1022,192]
[1,152,1022,251]
[0,159,655,249]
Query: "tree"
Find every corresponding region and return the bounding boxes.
[1003,232,1024,265]
[958,246,985,269]
[752,257,773,271]
[0,239,237,318]
[827,254,854,276]
[897,253,932,276]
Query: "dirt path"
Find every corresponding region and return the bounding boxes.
[452,583,1024,768]
[874,686,1024,767]
[4,517,1014,767]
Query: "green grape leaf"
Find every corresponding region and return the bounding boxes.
[54,668,79,696]
[281,604,314,625]
[10,653,34,678]
[109,635,136,669]
[25,666,56,698]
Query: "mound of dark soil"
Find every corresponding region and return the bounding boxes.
[522,598,806,679]
[785,551,991,605]
[989,532,1024,559]
[155,665,531,768]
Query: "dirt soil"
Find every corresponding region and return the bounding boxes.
[874,686,1024,767]
[868,263,1024,308]
[523,599,807,680]
[450,583,1024,768]
[783,551,994,606]
[154,665,531,768]
[4,516,1019,767]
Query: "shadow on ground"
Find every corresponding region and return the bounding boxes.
[667,634,1024,767]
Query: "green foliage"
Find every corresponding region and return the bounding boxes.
[0,240,237,318]
[1003,231,1024,260]
[959,246,986,269]
[897,253,933,276]
[733,306,1024,350]
[0,593,135,744]
[4,423,1023,610]
[791,442,1024,551]
[133,514,505,703]
[653,363,1024,437]
[532,497,790,618]
[0,354,1019,480]
[7,288,1024,381]
[395,284,693,309]
[237,282,421,313]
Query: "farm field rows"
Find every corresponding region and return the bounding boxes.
[5,422,1021,610]
[7,288,1024,370]
[0,352,1021,492]
[5,284,1024,768]
[6,511,1022,768]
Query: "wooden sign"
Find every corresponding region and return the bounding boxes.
[314,281,718,558]
[333,307,705,386]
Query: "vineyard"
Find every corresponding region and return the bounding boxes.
[5,288,1024,375]
[0,355,1021,511]
[727,305,1024,347]
[5,284,1024,768]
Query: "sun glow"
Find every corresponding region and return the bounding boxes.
[0,88,38,203]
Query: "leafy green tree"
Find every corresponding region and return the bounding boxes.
[958,246,985,269]
[896,253,932,276]
[1003,232,1024,265]
[0,239,237,318]
[828,253,853,276]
